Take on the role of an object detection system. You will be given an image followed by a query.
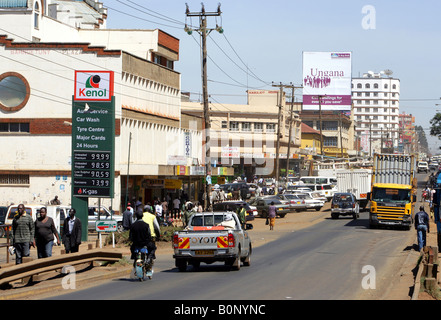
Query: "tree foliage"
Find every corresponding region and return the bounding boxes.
[430,113,441,140]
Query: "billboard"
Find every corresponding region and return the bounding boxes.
[302,52,352,111]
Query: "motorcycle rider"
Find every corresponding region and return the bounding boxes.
[129,211,154,268]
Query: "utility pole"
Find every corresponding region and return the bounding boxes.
[286,85,302,182]
[315,95,326,158]
[185,3,222,210]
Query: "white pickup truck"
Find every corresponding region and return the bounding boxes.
[173,212,253,271]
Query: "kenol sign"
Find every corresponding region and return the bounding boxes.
[74,70,114,101]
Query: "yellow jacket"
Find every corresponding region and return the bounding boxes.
[142,212,160,239]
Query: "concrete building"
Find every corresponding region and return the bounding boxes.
[352,71,400,155]
[181,90,302,179]
[299,110,352,158]
[0,0,203,211]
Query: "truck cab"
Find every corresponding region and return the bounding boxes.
[369,183,415,229]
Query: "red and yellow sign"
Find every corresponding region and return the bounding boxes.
[217,236,228,248]
[178,237,190,249]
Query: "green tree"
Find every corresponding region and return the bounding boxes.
[430,113,441,139]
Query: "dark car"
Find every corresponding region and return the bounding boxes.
[253,198,290,218]
[212,201,255,221]
[331,193,359,219]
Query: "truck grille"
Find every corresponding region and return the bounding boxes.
[377,206,405,221]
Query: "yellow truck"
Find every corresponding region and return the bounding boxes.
[369,154,417,229]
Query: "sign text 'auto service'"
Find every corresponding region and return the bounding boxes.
[302,52,352,111]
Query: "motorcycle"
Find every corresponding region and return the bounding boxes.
[133,247,154,281]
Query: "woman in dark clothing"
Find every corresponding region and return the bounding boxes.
[34,207,60,258]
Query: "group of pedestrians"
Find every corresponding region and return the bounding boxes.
[11,204,82,265]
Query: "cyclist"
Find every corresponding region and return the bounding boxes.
[129,211,153,268]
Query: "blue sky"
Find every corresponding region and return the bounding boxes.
[103,0,441,154]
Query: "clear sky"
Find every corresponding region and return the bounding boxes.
[103,0,441,154]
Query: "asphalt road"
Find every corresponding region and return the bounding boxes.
[49,212,415,300]
[47,172,429,300]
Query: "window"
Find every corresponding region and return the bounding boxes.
[324,137,338,147]
[374,83,379,89]
[365,83,370,89]
[266,123,276,132]
[221,121,228,129]
[0,122,30,133]
[242,122,251,132]
[0,72,30,112]
[357,83,362,88]
[254,123,263,132]
[384,84,388,89]
[323,121,338,130]
[392,84,397,89]
[229,121,239,132]
[34,2,40,29]
[0,174,30,185]
[365,100,370,105]
[365,108,370,112]
[365,92,370,97]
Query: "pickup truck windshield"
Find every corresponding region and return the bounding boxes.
[372,187,411,203]
[191,215,225,226]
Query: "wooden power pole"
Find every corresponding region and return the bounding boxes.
[186,3,222,210]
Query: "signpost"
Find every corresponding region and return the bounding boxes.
[72,70,115,242]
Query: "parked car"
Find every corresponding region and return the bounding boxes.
[252,198,290,218]
[88,206,123,232]
[302,184,335,201]
[331,193,359,219]
[212,200,256,221]
[294,193,324,211]
[264,194,307,212]
[286,185,313,193]
[427,162,437,171]
[297,191,327,203]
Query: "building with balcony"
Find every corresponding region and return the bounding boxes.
[351,71,400,155]
[181,90,303,179]
[0,0,203,211]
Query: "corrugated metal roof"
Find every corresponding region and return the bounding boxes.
[0,0,28,8]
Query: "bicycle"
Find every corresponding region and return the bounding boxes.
[133,246,153,281]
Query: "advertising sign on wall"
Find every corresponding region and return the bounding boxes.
[302,52,352,111]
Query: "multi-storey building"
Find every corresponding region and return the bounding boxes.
[0,0,203,212]
[351,71,400,155]
[182,90,303,178]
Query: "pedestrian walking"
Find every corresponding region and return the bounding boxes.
[62,208,82,253]
[268,201,277,231]
[12,204,34,264]
[415,205,430,251]
[34,207,60,258]
[122,205,133,231]
[173,197,181,219]
[236,203,247,229]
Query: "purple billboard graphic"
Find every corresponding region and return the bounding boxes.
[302,52,352,111]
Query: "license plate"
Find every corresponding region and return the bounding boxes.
[195,250,214,255]
[278,208,283,210]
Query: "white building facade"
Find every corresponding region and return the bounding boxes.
[0,0,202,211]
[352,72,400,156]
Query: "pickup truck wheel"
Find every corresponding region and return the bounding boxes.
[315,207,321,211]
[232,248,241,271]
[242,244,251,266]
[176,260,187,272]
[278,213,286,218]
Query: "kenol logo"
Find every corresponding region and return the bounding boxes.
[74,71,114,101]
